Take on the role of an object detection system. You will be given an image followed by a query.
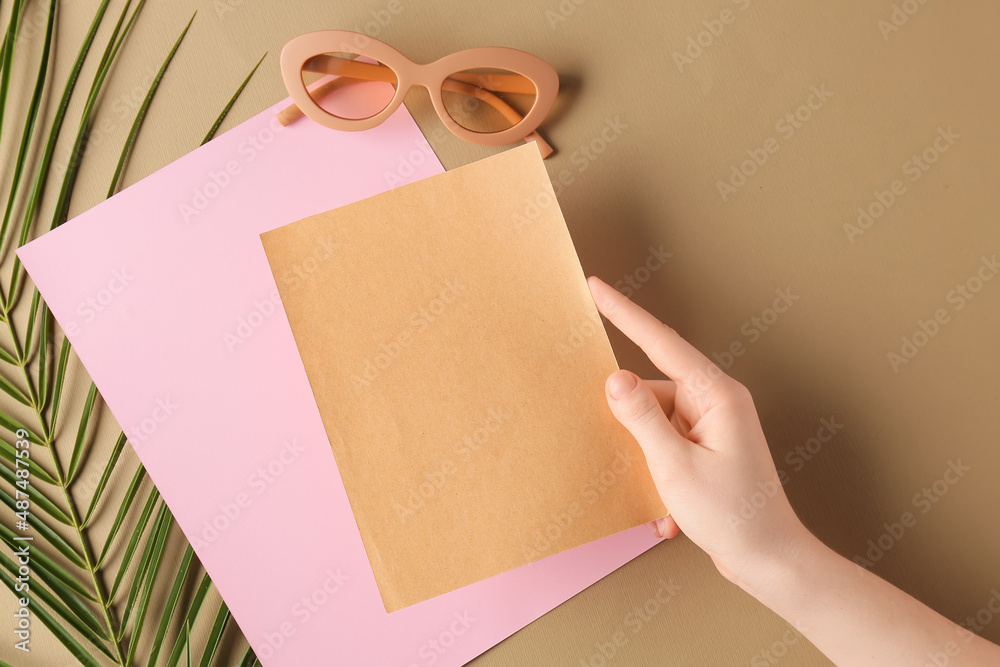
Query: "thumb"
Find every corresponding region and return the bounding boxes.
[605,370,687,473]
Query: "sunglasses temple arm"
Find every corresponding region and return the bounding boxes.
[524,131,554,159]
[277,57,394,126]
[277,71,387,127]
[441,79,553,158]
[276,76,351,126]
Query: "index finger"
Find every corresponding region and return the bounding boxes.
[587,276,719,391]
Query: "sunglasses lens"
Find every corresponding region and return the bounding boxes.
[441,68,537,133]
[300,52,398,120]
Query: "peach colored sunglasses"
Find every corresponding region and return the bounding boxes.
[276,30,559,158]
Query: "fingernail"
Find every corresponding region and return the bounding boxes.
[608,371,637,400]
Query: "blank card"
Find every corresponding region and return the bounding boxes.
[261,143,666,611]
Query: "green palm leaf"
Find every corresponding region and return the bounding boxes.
[0,461,71,524]
[47,337,71,437]
[0,437,57,484]
[98,465,148,569]
[82,431,128,527]
[67,382,100,483]
[146,545,195,667]
[0,552,113,657]
[0,522,95,602]
[114,495,164,618]
[0,485,85,567]
[0,0,27,141]
[107,12,196,197]
[199,602,232,667]
[35,302,51,409]
[203,52,267,145]
[166,574,213,667]
[0,0,116,304]
[237,645,260,667]
[0,2,266,665]
[0,0,54,278]
[0,411,41,444]
[123,505,173,663]
[0,566,104,667]
[0,373,30,406]
[0,346,16,364]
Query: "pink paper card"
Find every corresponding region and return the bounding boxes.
[18,96,662,665]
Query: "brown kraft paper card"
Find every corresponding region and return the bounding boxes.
[260,143,667,611]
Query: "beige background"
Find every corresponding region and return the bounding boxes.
[2,0,998,665]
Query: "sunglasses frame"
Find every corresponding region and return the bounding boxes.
[279,30,559,152]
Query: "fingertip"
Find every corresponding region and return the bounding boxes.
[607,370,638,400]
[587,275,606,300]
[655,516,681,539]
[587,276,625,318]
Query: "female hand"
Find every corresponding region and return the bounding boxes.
[588,276,807,591]
[590,276,1000,665]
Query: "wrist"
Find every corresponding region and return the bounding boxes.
[727,523,830,607]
